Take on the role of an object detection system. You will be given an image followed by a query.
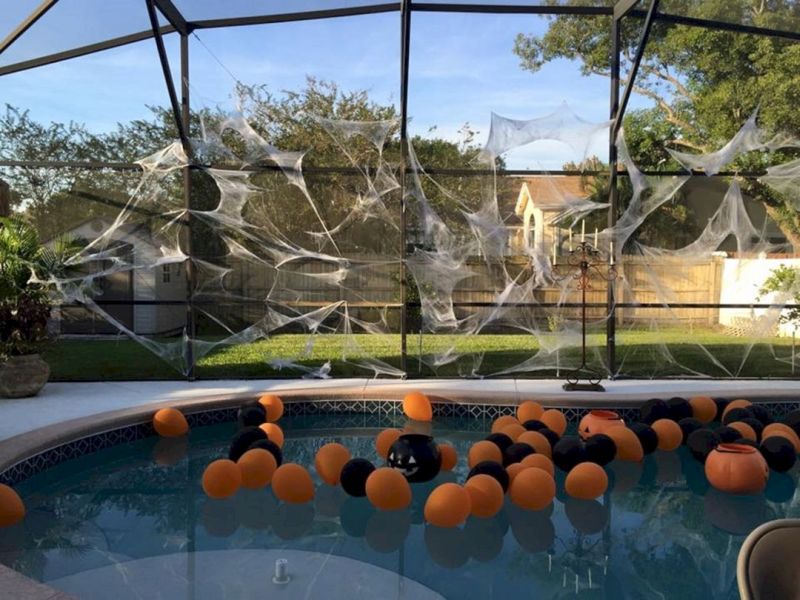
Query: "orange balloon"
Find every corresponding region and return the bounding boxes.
[403,392,432,422]
[464,475,504,518]
[315,443,352,485]
[258,394,285,422]
[500,423,526,442]
[468,441,503,468]
[689,396,717,423]
[540,409,567,437]
[366,468,412,511]
[520,453,554,477]
[509,467,555,511]
[491,415,520,433]
[762,423,800,453]
[705,443,768,494]
[0,484,25,528]
[652,419,683,451]
[272,463,315,504]
[152,408,188,438]
[424,483,472,527]
[728,421,758,442]
[202,459,242,499]
[605,427,644,462]
[506,462,529,483]
[439,444,458,471]
[517,431,552,458]
[578,410,624,440]
[722,398,752,421]
[375,429,402,460]
[565,462,608,500]
[259,422,285,448]
[517,401,544,423]
[237,448,277,489]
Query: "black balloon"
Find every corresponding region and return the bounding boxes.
[733,437,758,448]
[667,397,692,422]
[687,428,720,462]
[741,417,765,440]
[628,422,658,455]
[640,399,670,424]
[522,420,549,432]
[248,439,283,466]
[722,407,754,425]
[387,434,442,482]
[749,405,773,426]
[715,426,742,443]
[713,397,730,422]
[485,432,514,453]
[467,460,510,493]
[584,433,617,466]
[678,417,704,444]
[538,428,561,448]
[552,436,587,472]
[760,436,797,472]
[228,426,268,461]
[237,404,266,428]
[783,409,800,437]
[340,458,376,497]
[503,442,536,466]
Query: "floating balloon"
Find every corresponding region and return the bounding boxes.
[464,475,504,518]
[237,404,265,428]
[237,448,277,489]
[0,485,25,528]
[678,417,704,444]
[723,407,754,425]
[705,443,769,494]
[578,410,624,440]
[375,428,402,460]
[228,427,267,461]
[468,440,503,468]
[552,436,587,472]
[565,462,608,500]
[651,419,682,451]
[152,408,188,438]
[517,401,544,424]
[387,434,442,482]
[272,463,315,504]
[485,432,514,453]
[627,422,658,455]
[687,428,720,462]
[202,459,241,499]
[583,433,617,466]
[340,458,376,497]
[491,415,520,433]
[517,430,552,458]
[522,419,548,432]
[258,394,284,422]
[713,397,730,421]
[438,444,458,471]
[366,467,412,510]
[760,436,797,472]
[506,462,528,483]
[467,461,510,493]
[783,409,800,437]
[259,422,285,448]
[716,425,742,443]
[540,409,567,436]
[247,439,283,466]
[424,483,472,527]
[689,396,717,423]
[666,397,692,422]
[762,423,800,452]
[741,417,765,440]
[722,398,752,421]
[728,421,757,442]
[749,405,773,426]
[521,453,554,477]
[640,399,669,425]
[500,423,526,442]
[402,391,432,422]
[503,442,535,466]
[315,442,351,485]
[734,437,758,448]
[605,427,644,462]
[509,467,555,511]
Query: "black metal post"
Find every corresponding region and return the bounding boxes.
[399,0,412,376]
[0,0,59,56]
[180,33,195,381]
[607,17,621,379]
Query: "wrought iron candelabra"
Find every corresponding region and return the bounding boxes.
[553,240,617,391]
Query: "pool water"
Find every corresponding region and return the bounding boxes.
[1,414,798,599]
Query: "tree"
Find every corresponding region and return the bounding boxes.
[514,0,800,248]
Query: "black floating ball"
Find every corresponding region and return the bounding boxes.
[503,442,536,467]
[538,428,561,449]
[584,434,616,466]
[228,426,267,461]
[552,436,587,472]
[713,398,730,422]
[678,418,704,445]
[667,397,692,422]
[237,404,266,428]
[687,429,721,463]
[749,405,773,427]
[522,419,549,432]
[467,460,510,493]
[760,436,797,473]
[715,426,742,444]
[485,432,514,454]
[248,439,283,466]
[783,409,800,437]
[640,399,670,425]
[723,407,754,425]
[741,417,765,441]
[628,422,658,455]
[341,458,376,497]
[733,437,758,449]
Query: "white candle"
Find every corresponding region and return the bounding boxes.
[594,228,598,247]
[581,220,585,242]
[610,241,615,265]
[569,227,573,251]
[552,239,557,264]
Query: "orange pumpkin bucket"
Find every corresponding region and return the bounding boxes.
[578,410,625,440]
[705,443,769,495]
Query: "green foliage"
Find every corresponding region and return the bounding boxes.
[758,263,800,324]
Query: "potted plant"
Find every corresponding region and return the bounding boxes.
[0,216,76,398]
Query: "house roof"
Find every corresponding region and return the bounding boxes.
[513,176,593,217]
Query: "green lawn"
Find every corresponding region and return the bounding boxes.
[42,329,800,380]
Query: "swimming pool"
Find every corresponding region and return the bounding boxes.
[0,413,796,599]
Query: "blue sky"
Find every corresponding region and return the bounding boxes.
[1,10,651,169]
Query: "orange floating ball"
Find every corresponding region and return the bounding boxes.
[578,410,624,440]
[0,484,25,528]
[540,409,567,437]
[152,408,188,438]
[402,391,432,422]
[491,415,520,434]
[315,443,352,485]
[509,467,555,511]
[468,440,503,469]
[705,443,769,494]
[259,422,285,448]
[366,468,412,511]
[517,430,552,458]
[728,421,758,442]
[605,427,644,462]
[762,423,800,453]
[202,459,242,499]
[689,396,717,423]
[272,463,315,504]
[520,453,554,477]
[464,474,504,518]
[439,444,458,471]
[500,423,526,442]
[651,419,683,451]
[517,401,544,423]
[237,448,277,489]
[565,462,609,500]
[722,399,752,421]
[375,428,402,460]
[506,462,529,483]
[258,394,285,422]
[424,483,472,527]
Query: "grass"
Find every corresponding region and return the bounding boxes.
[41,328,800,380]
